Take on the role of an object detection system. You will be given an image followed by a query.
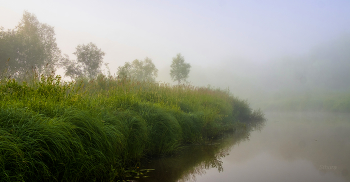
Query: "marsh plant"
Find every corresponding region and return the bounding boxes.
[0,71,264,181]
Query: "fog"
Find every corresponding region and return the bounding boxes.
[185,34,350,109]
[1,0,350,109]
[1,1,350,181]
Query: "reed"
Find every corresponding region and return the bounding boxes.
[0,73,264,181]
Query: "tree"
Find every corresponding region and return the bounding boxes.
[74,42,105,79]
[64,42,105,79]
[0,11,61,78]
[61,54,83,79]
[170,53,191,84]
[117,57,158,82]
[116,62,131,79]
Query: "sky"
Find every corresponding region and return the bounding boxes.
[1,0,350,90]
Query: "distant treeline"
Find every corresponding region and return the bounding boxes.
[187,34,350,112]
[259,36,350,112]
[0,11,192,86]
[262,91,350,112]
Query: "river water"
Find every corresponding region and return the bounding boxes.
[136,112,350,182]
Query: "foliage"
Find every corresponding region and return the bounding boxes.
[61,54,83,79]
[0,11,61,78]
[170,53,191,84]
[117,57,158,82]
[63,42,105,79]
[117,61,132,79]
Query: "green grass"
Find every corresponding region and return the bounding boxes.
[0,74,264,181]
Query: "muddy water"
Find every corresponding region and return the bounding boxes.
[137,112,350,182]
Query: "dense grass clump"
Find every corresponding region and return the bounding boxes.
[0,74,264,181]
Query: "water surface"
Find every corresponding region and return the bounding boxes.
[137,112,350,182]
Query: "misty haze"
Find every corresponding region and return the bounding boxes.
[1,1,350,182]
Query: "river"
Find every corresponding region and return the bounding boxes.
[134,112,350,182]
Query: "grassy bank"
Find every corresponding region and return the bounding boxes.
[0,74,264,181]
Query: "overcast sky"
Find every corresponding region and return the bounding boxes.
[1,0,350,83]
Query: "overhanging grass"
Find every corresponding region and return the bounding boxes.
[0,75,265,181]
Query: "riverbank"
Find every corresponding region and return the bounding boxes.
[0,74,264,181]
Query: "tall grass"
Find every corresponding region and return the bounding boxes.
[0,73,264,181]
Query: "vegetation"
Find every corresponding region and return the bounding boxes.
[0,11,106,81]
[0,11,61,78]
[0,71,264,181]
[63,42,105,79]
[0,11,265,181]
[170,53,191,84]
[117,58,158,82]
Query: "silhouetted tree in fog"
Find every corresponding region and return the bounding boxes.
[170,53,191,84]
[117,57,158,82]
[63,42,105,79]
[0,11,61,77]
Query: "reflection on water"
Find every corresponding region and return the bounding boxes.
[137,121,264,182]
[137,112,350,182]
